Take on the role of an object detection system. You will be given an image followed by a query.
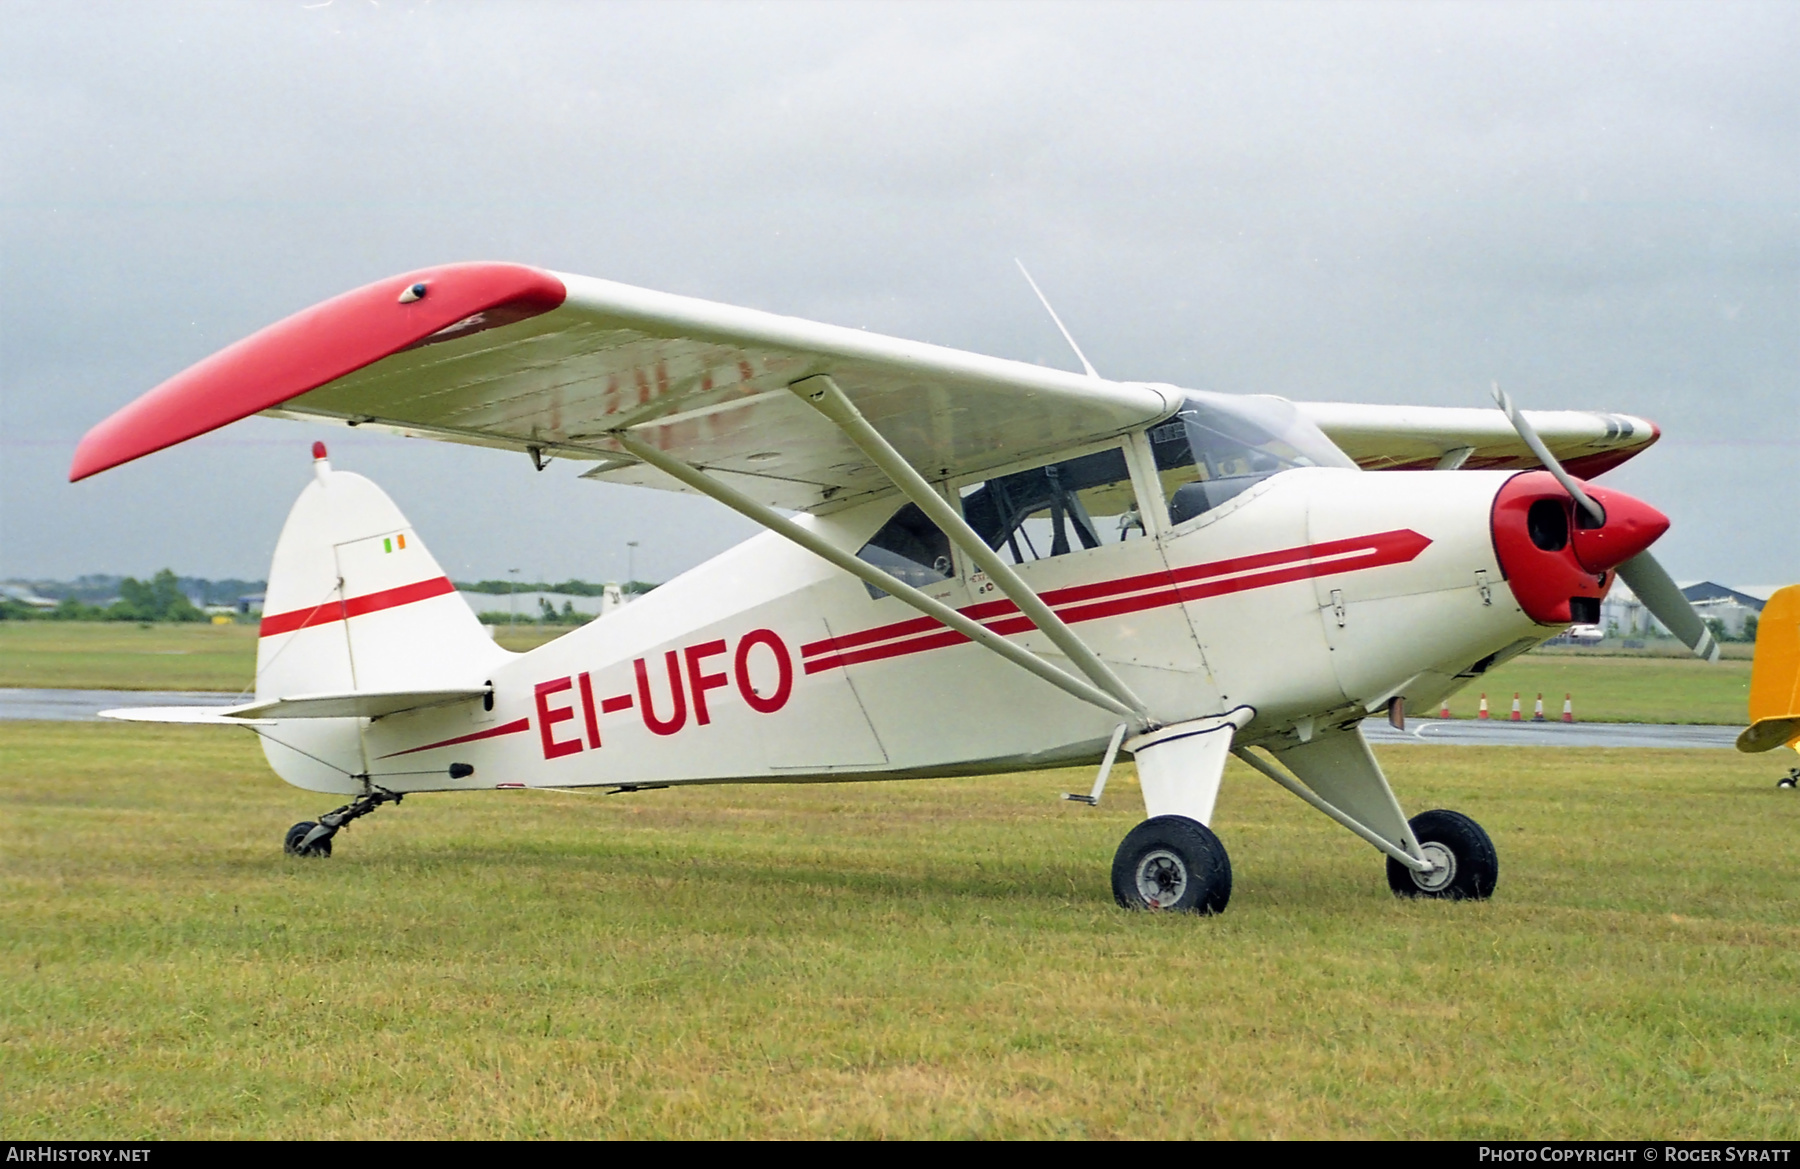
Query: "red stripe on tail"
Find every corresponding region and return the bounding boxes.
[259,576,457,637]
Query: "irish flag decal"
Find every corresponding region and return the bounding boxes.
[383,533,408,553]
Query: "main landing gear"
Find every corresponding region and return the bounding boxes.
[1777,769,1798,790]
[284,786,403,858]
[1386,809,1498,900]
[1111,816,1233,913]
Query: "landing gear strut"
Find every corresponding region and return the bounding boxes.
[283,786,403,858]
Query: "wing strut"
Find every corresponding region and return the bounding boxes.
[613,432,1140,720]
[789,375,1151,720]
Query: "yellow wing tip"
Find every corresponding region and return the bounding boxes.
[1736,716,1800,754]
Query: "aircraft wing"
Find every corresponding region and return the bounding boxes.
[71,262,1659,502]
[1294,402,1658,478]
[71,262,1178,511]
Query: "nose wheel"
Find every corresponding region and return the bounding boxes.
[1387,809,1497,900]
[1111,815,1233,914]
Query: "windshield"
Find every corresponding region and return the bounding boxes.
[1150,390,1355,524]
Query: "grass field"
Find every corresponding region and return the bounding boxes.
[1452,654,1750,725]
[3,721,1797,1138]
[0,622,1756,724]
[0,622,567,692]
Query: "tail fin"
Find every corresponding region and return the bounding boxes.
[258,443,506,698]
[1738,584,1800,753]
[253,444,508,790]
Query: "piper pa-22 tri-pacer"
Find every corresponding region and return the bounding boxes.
[72,262,1721,913]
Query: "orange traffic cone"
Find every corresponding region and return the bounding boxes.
[1509,692,1522,721]
[1562,693,1574,723]
[1478,693,1490,719]
[1532,693,1546,722]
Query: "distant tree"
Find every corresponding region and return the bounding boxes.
[109,569,204,622]
[51,597,104,621]
[1740,614,1759,644]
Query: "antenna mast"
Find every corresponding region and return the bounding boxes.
[1014,259,1099,379]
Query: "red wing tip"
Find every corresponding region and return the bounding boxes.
[68,261,566,482]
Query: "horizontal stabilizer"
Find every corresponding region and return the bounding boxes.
[100,687,488,725]
[99,705,272,726]
[230,688,490,720]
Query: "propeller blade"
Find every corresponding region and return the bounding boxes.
[1489,382,1606,525]
[1617,551,1720,663]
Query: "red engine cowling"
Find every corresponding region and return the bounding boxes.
[1490,471,1669,625]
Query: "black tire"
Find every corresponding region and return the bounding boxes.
[1111,815,1232,914]
[284,821,332,858]
[1387,809,1496,900]
[1777,777,1796,790]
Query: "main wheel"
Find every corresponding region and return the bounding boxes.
[283,821,332,858]
[1111,815,1232,914]
[1777,775,1796,790]
[1387,809,1496,900]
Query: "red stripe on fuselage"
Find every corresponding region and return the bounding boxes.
[379,716,531,759]
[801,529,1429,673]
[259,576,457,637]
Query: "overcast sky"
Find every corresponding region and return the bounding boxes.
[2,0,1794,586]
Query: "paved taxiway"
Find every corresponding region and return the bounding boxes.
[1364,719,1739,749]
[0,688,239,721]
[0,688,1744,747]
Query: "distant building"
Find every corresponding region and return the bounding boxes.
[459,586,634,622]
[1602,580,1772,639]
[0,584,57,610]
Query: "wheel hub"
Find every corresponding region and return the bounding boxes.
[1410,841,1457,893]
[1135,847,1189,909]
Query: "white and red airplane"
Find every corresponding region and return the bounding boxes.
[72,262,1719,912]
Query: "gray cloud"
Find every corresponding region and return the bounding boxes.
[2,0,1794,583]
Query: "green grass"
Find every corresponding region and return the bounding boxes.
[1458,655,1750,725]
[0,622,572,691]
[3,721,1797,1138]
[0,622,259,691]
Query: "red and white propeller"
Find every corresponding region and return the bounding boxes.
[1490,383,1719,663]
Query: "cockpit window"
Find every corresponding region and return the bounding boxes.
[852,391,1352,598]
[1151,391,1355,525]
[856,502,954,599]
[960,446,1144,564]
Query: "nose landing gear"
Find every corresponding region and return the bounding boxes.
[283,786,403,858]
